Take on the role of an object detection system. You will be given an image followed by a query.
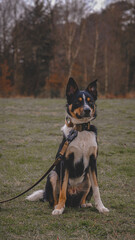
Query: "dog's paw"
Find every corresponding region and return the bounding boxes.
[96,205,109,213]
[81,203,93,208]
[52,206,65,215]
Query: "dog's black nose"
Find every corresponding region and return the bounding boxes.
[84,108,91,116]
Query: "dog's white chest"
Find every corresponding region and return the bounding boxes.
[67,131,97,163]
[62,125,97,169]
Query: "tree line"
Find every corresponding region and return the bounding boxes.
[0,0,135,97]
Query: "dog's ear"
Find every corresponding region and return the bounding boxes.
[66,77,79,103]
[86,79,97,101]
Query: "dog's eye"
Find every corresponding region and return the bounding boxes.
[78,97,83,102]
[87,97,91,102]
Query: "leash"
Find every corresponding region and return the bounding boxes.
[0,129,78,204]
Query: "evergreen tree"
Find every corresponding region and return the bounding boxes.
[12,0,54,96]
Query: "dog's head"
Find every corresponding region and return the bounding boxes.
[66,78,97,123]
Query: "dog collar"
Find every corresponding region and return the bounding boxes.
[65,117,90,132]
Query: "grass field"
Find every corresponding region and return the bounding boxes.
[0,98,135,240]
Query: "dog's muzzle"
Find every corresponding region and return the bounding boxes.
[83,107,91,117]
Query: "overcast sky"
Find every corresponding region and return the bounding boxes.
[25,0,113,12]
[94,0,114,11]
[93,0,107,11]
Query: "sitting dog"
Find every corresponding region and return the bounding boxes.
[26,78,109,215]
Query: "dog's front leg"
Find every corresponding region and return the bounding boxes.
[80,173,92,208]
[52,169,69,215]
[89,154,109,213]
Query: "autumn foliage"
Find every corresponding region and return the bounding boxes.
[0,0,134,98]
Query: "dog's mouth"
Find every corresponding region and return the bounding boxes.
[76,108,93,119]
[68,104,96,121]
[76,112,90,119]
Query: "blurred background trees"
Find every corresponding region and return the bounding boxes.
[0,0,135,97]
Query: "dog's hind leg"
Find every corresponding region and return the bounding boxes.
[50,171,60,207]
[89,154,109,213]
[44,171,59,207]
[52,169,69,215]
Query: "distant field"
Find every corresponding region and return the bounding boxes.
[0,98,135,240]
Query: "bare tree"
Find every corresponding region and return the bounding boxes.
[104,44,108,95]
[53,0,94,78]
[0,0,12,53]
[92,28,99,78]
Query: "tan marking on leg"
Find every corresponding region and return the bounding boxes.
[80,174,91,206]
[53,189,58,207]
[89,169,109,213]
[50,171,59,207]
[92,171,98,187]
[56,170,69,210]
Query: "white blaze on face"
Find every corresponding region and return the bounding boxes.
[83,94,90,110]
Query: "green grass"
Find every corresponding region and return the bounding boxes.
[0,98,135,240]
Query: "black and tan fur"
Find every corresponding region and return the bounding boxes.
[26,78,109,215]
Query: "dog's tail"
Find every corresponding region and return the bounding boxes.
[26,190,44,201]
